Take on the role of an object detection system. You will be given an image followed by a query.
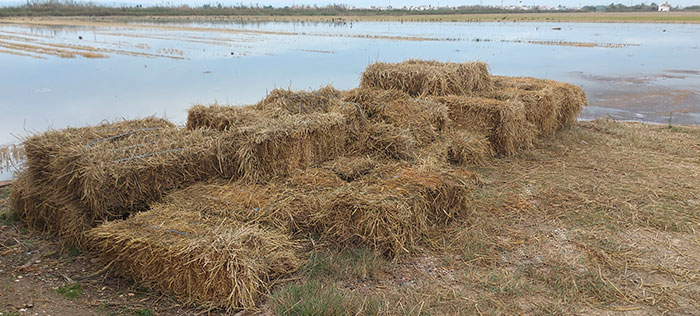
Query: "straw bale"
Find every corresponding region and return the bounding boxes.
[344,88,449,145]
[50,126,230,219]
[326,156,377,182]
[233,111,349,182]
[10,170,91,246]
[187,87,345,131]
[141,159,472,258]
[360,60,493,97]
[87,207,302,311]
[431,95,535,156]
[314,163,473,257]
[255,86,343,114]
[444,130,494,166]
[187,104,259,131]
[486,76,588,136]
[23,117,174,180]
[345,122,417,160]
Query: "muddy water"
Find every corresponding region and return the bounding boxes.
[1,19,699,178]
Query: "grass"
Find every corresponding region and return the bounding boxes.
[56,282,83,299]
[266,119,700,315]
[271,280,382,316]
[302,248,390,281]
[0,212,18,226]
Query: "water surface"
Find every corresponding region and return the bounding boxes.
[1,19,699,178]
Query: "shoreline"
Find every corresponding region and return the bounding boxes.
[2,12,700,24]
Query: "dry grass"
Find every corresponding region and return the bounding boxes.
[360,60,493,97]
[268,120,700,316]
[0,143,24,173]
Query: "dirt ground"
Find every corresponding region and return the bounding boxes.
[2,119,700,315]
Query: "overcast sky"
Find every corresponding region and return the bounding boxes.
[0,0,697,7]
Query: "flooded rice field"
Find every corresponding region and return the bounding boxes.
[1,17,699,160]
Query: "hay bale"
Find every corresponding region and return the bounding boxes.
[10,170,91,246]
[49,126,230,218]
[23,118,174,180]
[486,76,588,136]
[87,207,302,311]
[255,86,343,114]
[344,88,449,145]
[360,60,493,97]
[233,111,349,182]
[187,104,260,131]
[15,122,236,246]
[142,159,472,258]
[444,130,494,166]
[431,95,535,156]
[188,96,414,174]
[187,87,344,131]
[315,163,473,257]
[326,156,376,182]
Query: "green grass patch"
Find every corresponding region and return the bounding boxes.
[270,281,379,316]
[302,248,390,282]
[56,282,83,299]
[0,211,19,225]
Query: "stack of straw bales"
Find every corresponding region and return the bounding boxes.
[11,119,234,246]
[86,160,472,309]
[10,59,588,311]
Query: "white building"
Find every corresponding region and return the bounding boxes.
[659,2,671,12]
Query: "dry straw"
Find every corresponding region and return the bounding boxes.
[11,171,92,246]
[0,144,25,173]
[88,207,302,311]
[360,60,493,96]
[255,85,342,114]
[430,95,536,156]
[232,111,349,182]
[13,119,234,246]
[344,88,449,145]
[484,76,588,136]
[23,118,174,181]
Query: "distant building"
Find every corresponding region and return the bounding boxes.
[595,6,607,12]
[659,2,671,12]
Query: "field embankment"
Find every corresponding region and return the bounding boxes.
[2,11,700,24]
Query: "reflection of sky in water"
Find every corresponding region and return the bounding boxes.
[1,20,700,150]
